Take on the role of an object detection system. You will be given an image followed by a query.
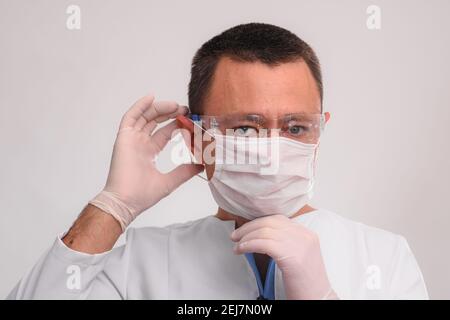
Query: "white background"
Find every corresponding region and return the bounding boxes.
[0,0,449,298]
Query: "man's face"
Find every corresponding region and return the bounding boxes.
[199,56,330,179]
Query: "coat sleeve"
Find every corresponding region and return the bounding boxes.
[389,236,429,299]
[6,230,135,300]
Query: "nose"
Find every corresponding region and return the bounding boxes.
[263,118,282,137]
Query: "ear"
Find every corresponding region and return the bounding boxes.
[176,115,196,155]
[324,112,331,123]
[176,115,194,133]
[176,115,216,169]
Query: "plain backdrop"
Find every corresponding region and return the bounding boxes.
[1,0,449,299]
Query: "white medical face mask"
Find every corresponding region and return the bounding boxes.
[207,134,318,220]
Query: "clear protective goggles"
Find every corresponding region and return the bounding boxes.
[187,112,326,144]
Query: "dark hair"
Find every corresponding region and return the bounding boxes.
[188,22,323,114]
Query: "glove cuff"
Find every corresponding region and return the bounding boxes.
[88,190,136,232]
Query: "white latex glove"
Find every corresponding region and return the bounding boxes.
[89,94,204,232]
[230,214,339,300]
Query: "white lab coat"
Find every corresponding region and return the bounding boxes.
[7,208,428,299]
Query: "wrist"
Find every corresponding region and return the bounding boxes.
[88,190,137,232]
[282,266,333,300]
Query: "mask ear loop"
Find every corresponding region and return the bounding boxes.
[311,114,326,182]
[303,113,324,196]
[188,117,216,182]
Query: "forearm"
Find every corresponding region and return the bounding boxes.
[8,208,125,299]
[62,204,122,254]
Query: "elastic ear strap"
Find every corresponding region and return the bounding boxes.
[312,143,320,179]
[195,173,208,181]
[189,117,215,139]
[188,117,211,182]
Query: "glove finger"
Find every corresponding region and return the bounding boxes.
[234,238,278,256]
[135,101,183,131]
[151,120,180,152]
[231,215,289,241]
[119,94,155,130]
[163,164,205,194]
[236,227,279,244]
[153,103,188,123]
[142,121,158,136]
[142,109,185,136]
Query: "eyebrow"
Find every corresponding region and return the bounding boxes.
[244,114,265,122]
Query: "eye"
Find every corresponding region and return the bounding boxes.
[234,126,258,137]
[287,125,306,136]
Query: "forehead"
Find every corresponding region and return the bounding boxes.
[202,56,321,117]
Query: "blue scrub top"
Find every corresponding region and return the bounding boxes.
[244,253,276,300]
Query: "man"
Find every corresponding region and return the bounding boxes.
[8,23,428,299]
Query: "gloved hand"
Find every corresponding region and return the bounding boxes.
[230,214,338,300]
[89,94,204,232]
